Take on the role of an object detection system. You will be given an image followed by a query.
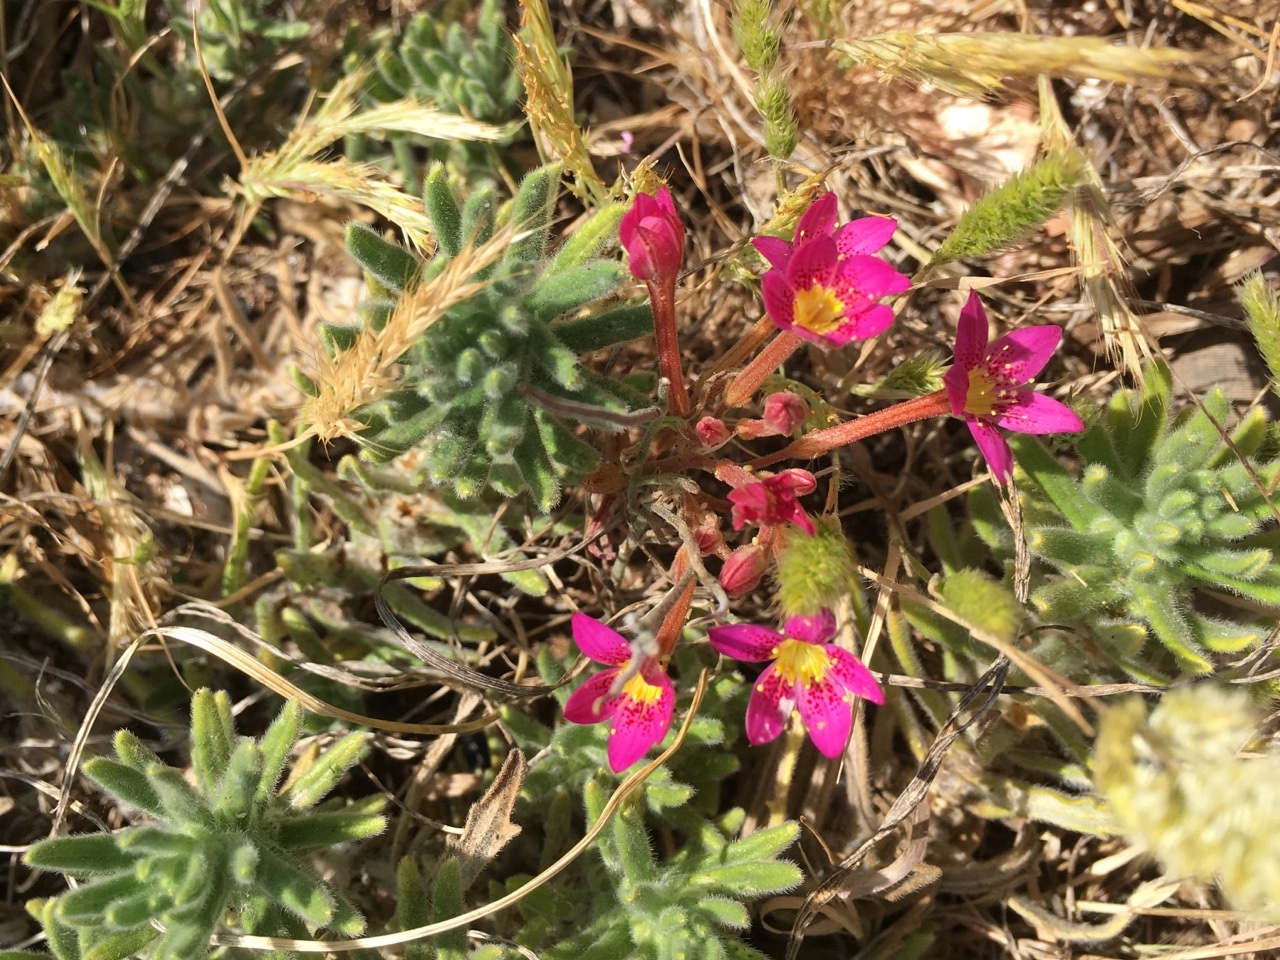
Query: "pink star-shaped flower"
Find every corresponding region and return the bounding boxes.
[753,193,910,348]
[563,613,675,772]
[941,291,1085,483]
[708,609,883,758]
[727,469,817,535]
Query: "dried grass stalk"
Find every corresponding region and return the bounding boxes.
[514,0,607,205]
[302,228,521,445]
[830,32,1223,99]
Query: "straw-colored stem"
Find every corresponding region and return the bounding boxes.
[750,389,952,468]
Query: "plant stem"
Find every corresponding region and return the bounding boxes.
[723,330,803,408]
[749,389,952,468]
[649,276,691,416]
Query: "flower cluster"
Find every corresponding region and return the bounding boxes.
[754,193,910,348]
[561,192,1083,775]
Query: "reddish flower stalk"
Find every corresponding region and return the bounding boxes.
[723,330,804,408]
[620,187,691,416]
[749,390,952,469]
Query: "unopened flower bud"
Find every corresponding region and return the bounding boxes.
[762,391,808,435]
[619,187,685,284]
[692,514,726,556]
[720,544,769,597]
[696,416,731,448]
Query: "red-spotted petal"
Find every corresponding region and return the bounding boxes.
[606,667,674,771]
[783,610,836,644]
[753,235,793,270]
[761,270,796,331]
[571,613,630,665]
[826,645,885,704]
[563,667,623,723]
[966,415,1015,483]
[954,291,990,369]
[708,623,784,661]
[744,663,794,746]
[796,673,853,758]
[984,324,1062,384]
[992,391,1084,436]
[787,235,838,291]
[831,254,911,301]
[794,193,837,245]
[834,215,897,257]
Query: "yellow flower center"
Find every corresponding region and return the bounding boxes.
[621,668,665,705]
[772,638,832,688]
[965,368,999,416]
[792,285,845,336]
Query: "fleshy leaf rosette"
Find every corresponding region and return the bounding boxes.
[708,609,883,757]
[754,193,910,348]
[563,613,675,772]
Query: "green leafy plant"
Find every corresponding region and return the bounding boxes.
[345,0,523,181]
[23,691,385,960]
[332,163,653,511]
[978,361,1280,679]
[490,651,797,958]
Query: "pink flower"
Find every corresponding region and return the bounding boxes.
[619,187,685,284]
[942,291,1085,483]
[753,193,910,348]
[728,469,817,535]
[563,613,675,772]
[708,609,884,757]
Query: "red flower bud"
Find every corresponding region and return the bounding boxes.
[762,391,808,435]
[720,544,769,597]
[696,416,731,448]
[619,187,684,284]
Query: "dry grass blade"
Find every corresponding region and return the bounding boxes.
[828,31,1226,99]
[301,227,520,446]
[514,0,608,205]
[1039,78,1155,383]
[784,658,1010,960]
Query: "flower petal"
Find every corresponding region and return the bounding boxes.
[796,674,853,758]
[753,235,792,270]
[783,610,836,644]
[966,415,1015,483]
[745,663,794,746]
[834,215,897,257]
[761,270,796,331]
[606,669,675,771]
[992,391,1084,436]
[794,193,837,246]
[571,612,631,665]
[985,324,1062,384]
[786,234,838,292]
[954,291,990,369]
[654,186,677,218]
[831,254,911,301]
[563,667,622,723]
[942,362,969,416]
[708,623,784,661]
[826,645,885,704]
[845,303,896,340]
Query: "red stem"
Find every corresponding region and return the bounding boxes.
[749,389,952,469]
[723,330,804,408]
[649,277,690,416]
